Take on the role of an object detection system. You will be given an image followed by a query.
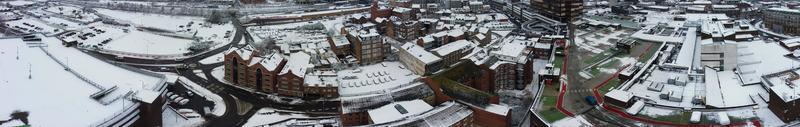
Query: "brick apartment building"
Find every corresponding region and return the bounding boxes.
[224,46,338,98]
[530,0,584,22]
[764,8,800,36]
[224,46,287,93]
[764,69,800,122]
[341,27,388,64]
[431,40,476,68]
[398,42,442,75]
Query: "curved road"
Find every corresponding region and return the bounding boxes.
[91,13,248,66]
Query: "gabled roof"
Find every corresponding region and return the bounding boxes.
[258,53,285,71]
[225,45,256,61]
[401,42,442,64]
[279,52,312,77]
[431,40,475,56]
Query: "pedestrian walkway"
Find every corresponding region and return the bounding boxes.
[566,89,592,93]
[206,84,226,93]
[556,41,575,117]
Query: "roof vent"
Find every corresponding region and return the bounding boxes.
[394,104,408,114]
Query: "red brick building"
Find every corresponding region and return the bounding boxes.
[470,104,511,127]
[224,47,338,98]
[277,52,313,97]
[224,46,288,93]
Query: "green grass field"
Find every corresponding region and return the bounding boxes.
[638,43,661,62]
[599,79,622,95]
[536,83,567,122]
[642,111,692,124]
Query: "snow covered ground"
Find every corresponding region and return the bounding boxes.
[0,38,132,127]
[102,29,193,55]
[199,51,225,64]
[65,23,230,56]
[42,5,100,23]
[95,8,233,34]
[162,107,206,127]
[95,8,197,31]
[177,77,226,117]
[193,70,208,80]
[38,16,83,30]
[0,37,164,126]
[4,18,61,35]
[1,0,35,7]
[66,24,127,47]
[41,37,164,90]
[89,8,234,56]
[243,107,338,127]
[211,66,231,84]
[574,28,631,54]
[243,108,306,126]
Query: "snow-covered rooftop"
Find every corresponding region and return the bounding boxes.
[605,89,633,103]
[704,67,755,108]
[764,68,800,102]
[367,99,433,124]
[225,45,255,61]
[259,53,285,71]
[431,40,475,56]
[674,28,699,69]
[243,108,338,127]
[366,101,474,126]
[767,8,800,14]
[491,39,528,63]
[338,62,421,96]
[700,21,735,38]
[280,52,312,77]
[401,42,442,64]
[330,35,350,47]
[393,7,412,13]
[737,41,800,85]
[484,104,510,115]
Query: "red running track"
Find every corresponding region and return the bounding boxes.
[556,42,576,117]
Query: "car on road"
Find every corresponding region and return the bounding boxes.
[585,96,598,106]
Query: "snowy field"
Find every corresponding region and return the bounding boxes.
[1,0,35,7]
[90,8,234,56]
[41,36,164,94]
[0,37,163,127]
[95,8,233,33]
[104,29,194,55]
[42,5,100,23]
